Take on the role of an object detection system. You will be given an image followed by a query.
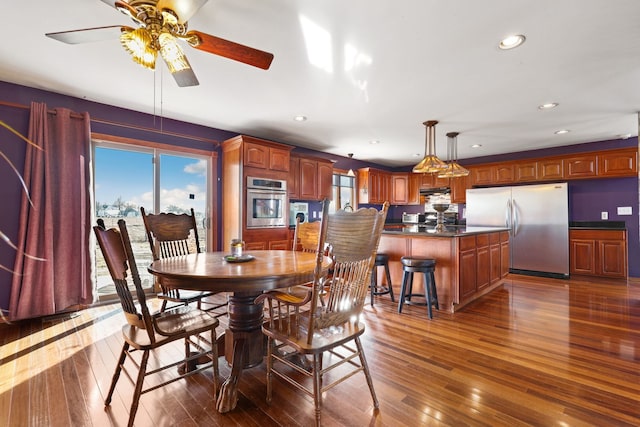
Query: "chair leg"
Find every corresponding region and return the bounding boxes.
[312,353,323,427]
[370,268,376,307]
[105,342,129,405]
[266,337,273,404]
[355,336,379,409]
[128,349,150,427]
[211,329,219,398]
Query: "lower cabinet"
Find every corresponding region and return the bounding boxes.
[569,229,627,279]
[243,229,290,252]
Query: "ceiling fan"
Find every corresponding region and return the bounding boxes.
[45,0,274,87]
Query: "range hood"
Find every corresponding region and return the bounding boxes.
[419,187,450,196]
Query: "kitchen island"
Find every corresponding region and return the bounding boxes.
[378,225,510,312]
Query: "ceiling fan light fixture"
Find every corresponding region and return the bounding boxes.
[159,32,191,73]
[413,120,447,173]
[120,27,157,70]
[438,132,470,178]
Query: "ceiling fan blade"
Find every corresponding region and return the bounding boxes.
[157,0,209,24]
[46,25,125,44]
[186,30,274,70]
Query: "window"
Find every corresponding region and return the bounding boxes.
[93,140,212,300]
[330,173,356,213]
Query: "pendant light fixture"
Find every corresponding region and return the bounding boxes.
[438,132,470,178]
[346,153,356,177]
[413,120,447,173]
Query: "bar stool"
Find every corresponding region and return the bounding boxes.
[397,256,439,319]
[370,253,395,306]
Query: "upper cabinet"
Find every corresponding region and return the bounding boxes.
[289,154,333,201]
[597,149,638,177]
[467,147,637,187]
[358,168,391,204]
[391,173,409,205]
[223,135,291,172]
[564,154,597,179]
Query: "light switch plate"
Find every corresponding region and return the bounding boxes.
[601,211,608,220]
[617,206,632,215]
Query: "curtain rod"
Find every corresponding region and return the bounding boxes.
[0,99,221,146]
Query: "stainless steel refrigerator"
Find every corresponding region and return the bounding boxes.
[465,182,569,278]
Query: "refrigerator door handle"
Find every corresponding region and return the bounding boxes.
[512,199,519,236]
[506,199,512,234]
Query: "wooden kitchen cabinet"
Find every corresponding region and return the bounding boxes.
[500,231,510,278]
[358,167,391,204]
[243,140,290,172]
[538,158,564,180]
[570,229,627,279]
[564,154,597,179]
[597,148,637,177]
[494,164,514,183]
[221,135,292,250]
[408,173,422,205]
[514,161,538,182]
[299,157,318,199]
[391,173,409,205]
[317,160,333,200]
[450,175,469,204]
[465,148,636,187]
[288,156,300,198]
[476,234,491,292]
[458,236,478,300]
[469,165,494,186]
[289,154,333,201]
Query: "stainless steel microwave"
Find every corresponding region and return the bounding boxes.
[246,176,287,228]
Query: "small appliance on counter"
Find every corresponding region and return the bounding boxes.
[402,212,426,224]
[289,202,309,226]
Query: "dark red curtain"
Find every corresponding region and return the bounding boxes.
[9,102,94,320]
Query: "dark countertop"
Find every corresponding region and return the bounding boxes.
[383,224,509,237]
[569,221,626,230]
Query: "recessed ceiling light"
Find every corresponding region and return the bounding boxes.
[618,133,631,139]
[554,129,570,135]
[471,144,482,149]
[293,115,307,122]
[499,34,526,50]
[538,102,558,110]
[369,139,380,144]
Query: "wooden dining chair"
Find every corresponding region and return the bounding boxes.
[94,219,219,427]
[140,206,227,315]
[293,216,321,252]
[256,201,389,426]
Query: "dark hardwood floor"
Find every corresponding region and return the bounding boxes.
[1,275,639,426]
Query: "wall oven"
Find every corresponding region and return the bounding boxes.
[246,176,287,228]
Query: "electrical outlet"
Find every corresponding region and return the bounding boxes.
[617,206,632,215]
[601,211,608,220]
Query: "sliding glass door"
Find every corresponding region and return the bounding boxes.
[93,141,212,300]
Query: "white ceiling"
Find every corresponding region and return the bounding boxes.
[2,0,640,167]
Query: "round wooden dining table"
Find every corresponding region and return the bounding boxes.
[147,249,331,413]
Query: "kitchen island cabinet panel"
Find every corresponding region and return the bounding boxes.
[378,227,509,312]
